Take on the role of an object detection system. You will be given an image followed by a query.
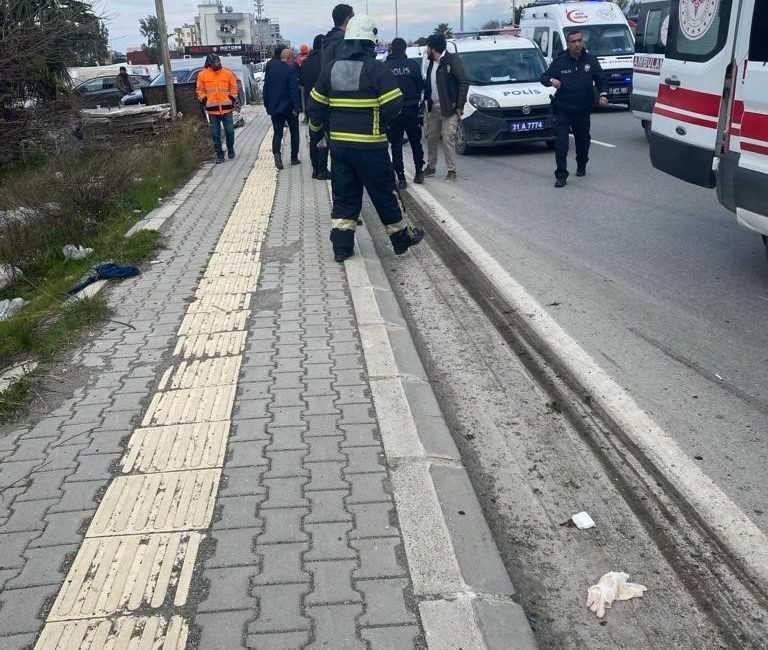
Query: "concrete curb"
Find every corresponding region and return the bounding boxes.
[344,221,538,650]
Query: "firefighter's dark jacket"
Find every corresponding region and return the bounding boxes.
[541,50,608,113]
[308,40,403,149]
[384,53,423,107]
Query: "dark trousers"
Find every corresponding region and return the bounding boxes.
[209,112,235,158]
[387,105,424,177]
[309,128,329,174]
[330,146,405,254]
[553,110,591,179]
[271,113,300,158]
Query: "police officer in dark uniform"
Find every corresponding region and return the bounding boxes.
[541,31,608,187]
[384,38,425,189]
[308,15,424,263]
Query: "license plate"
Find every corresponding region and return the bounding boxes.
[609,86,629,95]
[509,120,544,133]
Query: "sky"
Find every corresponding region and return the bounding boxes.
[102,0,519,52]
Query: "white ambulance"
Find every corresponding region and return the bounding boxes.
[649,0,768,258]
[520,1,635,104]
[630,0,671,139]
[445,35,556,154]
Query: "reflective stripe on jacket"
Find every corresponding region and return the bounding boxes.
[308,41,403,149]
[196,67,239,115]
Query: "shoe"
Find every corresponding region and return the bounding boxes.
[423,167,436,177]
[228,149,235,160]
[312,171,318,179]
[445,171,457,182]
[291,157,301,165]
[215,156,225,164]
[397,176,407,190]
[576,167,586,177]
[391,226,424,255]
[317,170,331,180]
[334,249,353,263]
[356,219,363,226]
[414,169,424,184]
[554,177,567,188]
[274,153,284,170]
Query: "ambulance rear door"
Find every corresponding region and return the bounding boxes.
[650,0,740,187]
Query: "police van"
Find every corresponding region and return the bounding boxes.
[631,1,671,139]
[650,0,768,259]
[520,1,635,104]
[445,35,556,154]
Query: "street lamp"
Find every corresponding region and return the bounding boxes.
[395,0,398,37]
[460,0,464,31]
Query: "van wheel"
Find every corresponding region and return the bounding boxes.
[545,140,555,150]
[455,121,474,155]
[642,120,652,143]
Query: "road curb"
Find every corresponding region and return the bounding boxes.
[345,222,538,650]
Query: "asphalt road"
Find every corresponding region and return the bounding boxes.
[408,106,768,535]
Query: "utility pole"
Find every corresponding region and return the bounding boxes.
[255,0,265,62]
[460,0,464,31]
[395,0,398,36]
[154,0,177,120]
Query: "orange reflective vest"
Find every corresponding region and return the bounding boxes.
[196,67,239,115]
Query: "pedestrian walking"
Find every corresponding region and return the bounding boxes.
[265,45,287,74]
[263,48,301,170]
[115,66,133,99]
[309,15,424,263]
[300,34,330,180]
[540,30,608,187]
[196,53,239,164]
[297,44,310,67]
[423,34,469,183]
[385,38,425,188]
[322,4,355,70]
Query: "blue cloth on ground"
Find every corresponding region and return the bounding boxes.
[67,262,140,295]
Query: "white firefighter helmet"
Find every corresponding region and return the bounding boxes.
[344,15,378,42]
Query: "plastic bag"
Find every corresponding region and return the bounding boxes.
[63,244,94,260]
[0,297,27,321]
[586,571,647,618]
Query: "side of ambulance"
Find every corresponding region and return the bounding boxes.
[650,0,768,255]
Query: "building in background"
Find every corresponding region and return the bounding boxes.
[196,1,256,46]
[174,23,199,50]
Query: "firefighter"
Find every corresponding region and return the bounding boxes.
[196,53,239,164]
[308,15,424,263]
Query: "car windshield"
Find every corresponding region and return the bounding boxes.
[460,48,546,85]
[564,25,634,56]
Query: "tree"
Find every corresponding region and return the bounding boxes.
[413,36,428,46]
[433,23,454,39]
[139,15,160,64]
[481,19,501,30]
[509,2,536,25]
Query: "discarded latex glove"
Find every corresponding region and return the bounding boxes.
[586,571,647,618]
[0,297,27,321]
[63,244,94,260]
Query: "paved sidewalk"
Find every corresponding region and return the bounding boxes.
[0,107,536,649]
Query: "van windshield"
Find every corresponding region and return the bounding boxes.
[564,25,634,57]
[460,48,546,85]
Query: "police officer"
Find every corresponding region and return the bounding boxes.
[384,37,425,188]
[308,15,424,263]
[541,31,608,187]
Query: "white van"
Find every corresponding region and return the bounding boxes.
[631,0,671,139]
[520,1,635,104]
[446,35,555,154]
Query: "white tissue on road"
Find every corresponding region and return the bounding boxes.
[586,571,647,618]
[571,511,595,529]
[62,244,94,260]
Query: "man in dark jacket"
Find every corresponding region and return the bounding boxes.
[115,67,133,98]
[309,15,424,262]
[423,34,469,182]
[321,3,354,71]
[301,34,330,180]
[265,45,287,73]
[541,30,608,187]
[263,48,301,169]
[385,38,425,188]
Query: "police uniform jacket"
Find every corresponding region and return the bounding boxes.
[541,50,608,113]
[308,40,403,149]
[384,53,423,107]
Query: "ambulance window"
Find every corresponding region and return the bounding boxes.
[667,0,733,62]
[552,32,564,57]
[643,10,662,53]
[533,27,549,54]
[749,2,768,61]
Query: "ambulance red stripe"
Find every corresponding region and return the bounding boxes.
[653,106,718,129]
[656,85,721,117]
[741,111,768,143]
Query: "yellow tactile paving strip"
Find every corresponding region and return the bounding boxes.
[34,135,277,649]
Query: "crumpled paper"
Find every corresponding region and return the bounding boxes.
[586,571,647,618]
